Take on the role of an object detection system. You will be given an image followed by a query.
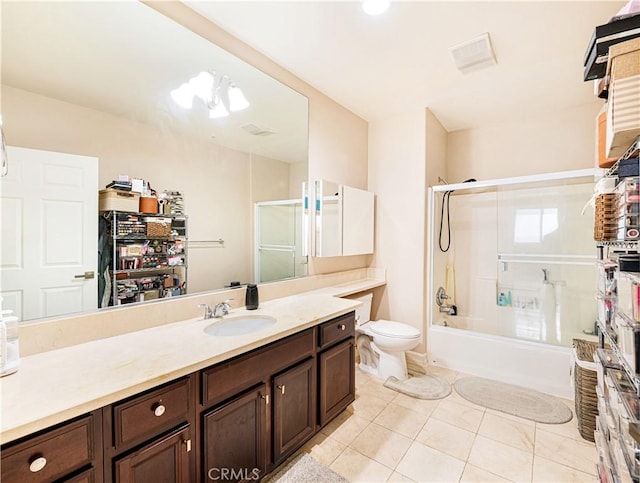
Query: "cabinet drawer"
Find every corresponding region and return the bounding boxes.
[113,377,191,449]
[318,312,355,350]
[1,415,94,483]
[202,328,315,406]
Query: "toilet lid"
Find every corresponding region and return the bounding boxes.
[368,320,420,339]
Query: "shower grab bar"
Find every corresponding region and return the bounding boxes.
[498,258,594,266]
[497,253,595,260]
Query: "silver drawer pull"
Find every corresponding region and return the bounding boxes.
[277,384,285,395]
[29,456,47,473]
[153,404,166,417]
[338,324,346,331]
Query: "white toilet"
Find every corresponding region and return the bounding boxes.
[353,293,421,381]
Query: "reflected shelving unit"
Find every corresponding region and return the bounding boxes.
[100,211,188,307]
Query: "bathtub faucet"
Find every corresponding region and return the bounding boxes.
[439,304,457,315]
[436,287,457,316]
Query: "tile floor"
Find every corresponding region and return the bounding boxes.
[296,366,597,482]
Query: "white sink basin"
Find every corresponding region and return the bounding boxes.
[204,315,276,336]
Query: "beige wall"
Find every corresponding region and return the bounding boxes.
[146,1,370,278]
[250,154,291,203]
[369,109,427,352]
[446,102,601,182]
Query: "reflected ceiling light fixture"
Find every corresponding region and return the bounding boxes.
[362,0,390,15]
[170,70,250,118]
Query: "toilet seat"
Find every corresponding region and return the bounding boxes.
[368,320,420,339]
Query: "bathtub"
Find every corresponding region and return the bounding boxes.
[428,320,579,399]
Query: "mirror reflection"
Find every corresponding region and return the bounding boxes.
[0,1,309,322]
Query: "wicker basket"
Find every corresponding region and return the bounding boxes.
[573,338,599,442]
[145,218,172,237]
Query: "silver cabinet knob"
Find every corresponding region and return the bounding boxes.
[153,404,166,417]
[338,324,346,331]
[29,456,47,473]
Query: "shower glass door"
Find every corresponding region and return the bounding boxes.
[255,200,307,283]
[495,182,596,346]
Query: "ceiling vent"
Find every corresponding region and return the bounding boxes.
[241,123,276,136]
[449,32,497,74]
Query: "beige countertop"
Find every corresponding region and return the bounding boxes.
[0,278,384,445]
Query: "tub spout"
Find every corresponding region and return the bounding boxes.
[439,304,457,316]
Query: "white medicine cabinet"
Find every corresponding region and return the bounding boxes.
[314,180,374,257]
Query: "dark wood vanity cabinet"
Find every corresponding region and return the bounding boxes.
[104,376,196,483]
[202,385,268,483]
[0,412,102,483]
[272,358,316,464]
[114,425,191,483]
[1,311,356,483]
[319,338,355,427]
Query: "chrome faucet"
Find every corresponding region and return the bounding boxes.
[439,305,457,315]
[435,287,457,316]
[197,303,214,319]
[213,299,233,318]
[197,299,234,319]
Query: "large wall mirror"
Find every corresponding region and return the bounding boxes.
[0,1,309,322]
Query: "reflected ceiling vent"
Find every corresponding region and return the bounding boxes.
[241,123,276,136]
[449,32,497,74]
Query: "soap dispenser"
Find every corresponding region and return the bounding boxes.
[245,284,259,310]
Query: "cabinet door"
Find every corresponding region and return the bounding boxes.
[273,358,316,464]
[114,425,191,483]
[319,339,355,427]
[203,385,268,483]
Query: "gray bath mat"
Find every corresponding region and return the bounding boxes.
[384,373,452,399]
[264,453,347,483]
[454,377,573,424]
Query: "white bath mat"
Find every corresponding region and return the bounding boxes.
[264,453,347,483]
[454,376,573,424]
[383,373,452,399]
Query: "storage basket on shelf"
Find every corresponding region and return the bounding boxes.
[573,338,599,442]
[145,217,172,237]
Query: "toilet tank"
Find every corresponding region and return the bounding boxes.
[352,293,373,325]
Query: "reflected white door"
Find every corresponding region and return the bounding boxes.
[0,146,98,321]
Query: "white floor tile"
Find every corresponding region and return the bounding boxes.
[299,432,345,467]
[534,429,597,476]
[350,422,413,469]
[416,417,476,461]
[373,402,429,439]
[395,441,466,482]
[351,392,390,421]
[479,412,535,452]
[467,435,533,482]
[330,447,393,482]
[431,399,485,432]
[459,463,510,482]
[320,410,370,446]
[391,392,442,417]
[532,455,595,482]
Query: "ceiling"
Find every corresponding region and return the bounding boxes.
[186,0,625,132]
[1,1,308,163]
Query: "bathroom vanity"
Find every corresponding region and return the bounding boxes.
[0,290,366,482]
